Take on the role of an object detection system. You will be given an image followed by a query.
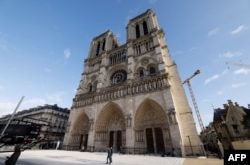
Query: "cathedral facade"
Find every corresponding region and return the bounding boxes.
[63,9,204,156]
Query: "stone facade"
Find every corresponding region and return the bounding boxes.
[213,100,250,150]
[0,104,69,149]
[200,123,221,156]
[63,9,204,156]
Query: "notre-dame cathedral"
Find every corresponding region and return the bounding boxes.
[63,9,204,156]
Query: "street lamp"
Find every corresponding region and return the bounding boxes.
[187,136,194,156]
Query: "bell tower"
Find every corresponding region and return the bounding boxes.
[76,30,119,95]
[127,9,204,156]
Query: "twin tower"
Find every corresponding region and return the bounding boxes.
[63,9,204,156]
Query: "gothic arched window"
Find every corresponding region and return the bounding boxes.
[149,66,156,75]
[136,24,140,38]
[110,70,127,85]
[138,68,144,78]
[102,38,106,51]
[88,84,92,92]
[96,42,100,56]
[93,81,98,92]
[143,21,148,35]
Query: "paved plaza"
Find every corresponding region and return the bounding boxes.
[0,150,223,165]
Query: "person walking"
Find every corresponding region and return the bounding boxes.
[5,144,21,165]
[106,146,113,164]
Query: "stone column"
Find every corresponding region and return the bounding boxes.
[125,98,134,153]
[127,42,135,80]
[127,24,135,41]
[152,128,157,154]
[87,119,95,151]
[113,131,117,151]
[139,23,144,36]
[148,14,154,31]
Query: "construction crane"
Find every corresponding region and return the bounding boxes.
[183,70,205,132]
[225,61,250,69]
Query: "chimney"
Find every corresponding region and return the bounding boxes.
[227,100,233,106]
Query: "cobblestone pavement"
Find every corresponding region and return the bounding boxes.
[0,150,223,165]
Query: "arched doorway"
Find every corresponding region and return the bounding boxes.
[71,112,90,150]
[95,102,125,152]
[134,99,169,154]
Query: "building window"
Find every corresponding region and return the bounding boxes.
[102,38,106,51]
[137,68,144,78]
[149,66,156,75]
[139,70,144,78]
[112,41,118,49]
[143,21,148,35]
[136,24,140,38]
[89,84,92,92]
[96,42,100,56]
[93,81,98,92]
[232,124,239,134]
[110,70,127,85]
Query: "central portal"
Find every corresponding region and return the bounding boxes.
[95,102,125,152]
[134,99,168,154]
[109,130,122,152]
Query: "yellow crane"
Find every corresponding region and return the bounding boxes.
[183,70,205,132]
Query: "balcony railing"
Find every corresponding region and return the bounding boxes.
[73,74,169,108]
[133,36,154,56]
[108,45,127,66]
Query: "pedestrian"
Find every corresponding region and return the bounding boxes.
[56,141,60,150]
[5,144,21,165]
[106,146,113,164]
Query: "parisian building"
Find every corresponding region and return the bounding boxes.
[213,100,250,150]
[0,104,69,149]
[63,9,204,156]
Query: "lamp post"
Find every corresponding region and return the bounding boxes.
[187,136,194,155]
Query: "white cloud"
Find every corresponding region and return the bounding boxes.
[201,99,210,103]
[64,48,71,59]
[231,25,247,35]
[208,28,219,37]
[0,91,66,117]
[219,51,242,58]
[46,91,65,104]
[0,101,16,117]
[22,98,47,109]
[217,90,223,95]
[221,69,228,75]
[233,68,250,75]
[204,74,220,85]
[204,69,229,85]
[232,82,247,88]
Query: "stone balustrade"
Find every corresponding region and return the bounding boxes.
[108,45,127,65]
[73,74,169,108]
[133,36,154,56]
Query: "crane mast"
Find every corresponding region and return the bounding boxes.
[183,70,205,132]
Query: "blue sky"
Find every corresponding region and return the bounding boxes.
[0,0,250,130]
